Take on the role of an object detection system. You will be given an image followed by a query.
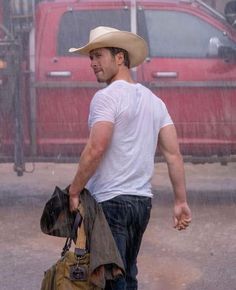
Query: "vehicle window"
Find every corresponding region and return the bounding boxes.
[138,10,236,58]
[58,9,130,56]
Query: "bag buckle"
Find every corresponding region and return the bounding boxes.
[74,247,87,257]
[69,264,88,281]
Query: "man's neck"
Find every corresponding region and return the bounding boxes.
[107,66,135,85]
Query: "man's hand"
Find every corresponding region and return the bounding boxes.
[69,185,80,212]
[173,201,192,231]
[69,194,80,212]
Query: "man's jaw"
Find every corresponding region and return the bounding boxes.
[94,69,105,82]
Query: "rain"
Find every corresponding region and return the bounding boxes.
[0,0,236,289]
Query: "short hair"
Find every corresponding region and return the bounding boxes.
[106,47,130,68]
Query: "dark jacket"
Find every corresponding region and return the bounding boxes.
[79,189,125,288]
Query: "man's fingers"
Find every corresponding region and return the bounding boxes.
[174,218,191,230]
[174,217,179,228]
[69,195,80,212]
[182,219,191,226]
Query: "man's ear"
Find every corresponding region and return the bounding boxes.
[116,52,125,65]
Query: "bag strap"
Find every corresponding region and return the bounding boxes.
[74,204,87,257]
[61,212,82,257]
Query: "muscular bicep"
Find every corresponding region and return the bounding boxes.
[88,121,114,156]
[158,124,181,161]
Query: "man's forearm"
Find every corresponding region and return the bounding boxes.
[69,143,103,196]
[166,153,188,203]
[69,121,114,197]
[158,125,191,229]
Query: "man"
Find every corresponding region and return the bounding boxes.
[69,26,192,290]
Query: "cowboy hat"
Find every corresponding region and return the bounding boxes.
[69,26,148,68]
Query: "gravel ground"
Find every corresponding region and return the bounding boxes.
[0,162,235,290]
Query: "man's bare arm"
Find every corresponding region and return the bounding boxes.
[158,124,192,230]
[69,121,113,211]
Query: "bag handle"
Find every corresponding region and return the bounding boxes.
[61,211,82,257]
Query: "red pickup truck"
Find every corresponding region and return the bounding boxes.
[0,0,236,175]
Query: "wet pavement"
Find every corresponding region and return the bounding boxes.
[0,162,236,290]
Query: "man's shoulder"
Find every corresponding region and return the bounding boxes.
[95,81,124,98]
[94,81,163,104]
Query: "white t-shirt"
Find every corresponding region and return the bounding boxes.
[86,80,173,202]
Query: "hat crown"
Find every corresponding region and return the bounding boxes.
[89,26,120,42]
[69,26,148,68]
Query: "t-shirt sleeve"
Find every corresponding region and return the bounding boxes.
[159,99,174,129]
[88,91,117,128]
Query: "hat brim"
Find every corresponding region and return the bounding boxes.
[69,31,148,68]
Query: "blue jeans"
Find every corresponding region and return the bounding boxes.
[101,195,152,290]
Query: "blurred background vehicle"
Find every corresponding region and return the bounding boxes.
[0,0,236,176]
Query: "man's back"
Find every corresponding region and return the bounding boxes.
[87,80,173,202]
